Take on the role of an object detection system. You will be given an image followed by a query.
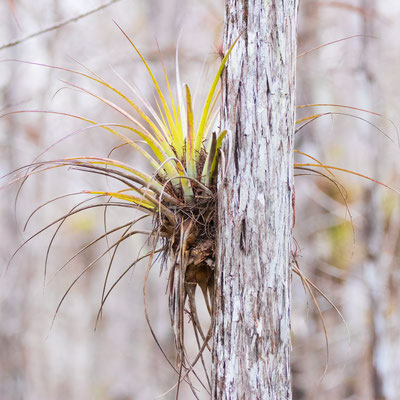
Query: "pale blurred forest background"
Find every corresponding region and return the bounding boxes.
[0,0,400,399]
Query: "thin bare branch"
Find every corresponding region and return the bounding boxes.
[0,0,123,51]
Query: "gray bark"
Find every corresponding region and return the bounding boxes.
[212,1,298,399]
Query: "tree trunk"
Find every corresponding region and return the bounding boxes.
[359,1,394,398]
[212,1,298,399]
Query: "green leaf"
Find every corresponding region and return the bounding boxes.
[185,84,196,179]
[194,36,240,158]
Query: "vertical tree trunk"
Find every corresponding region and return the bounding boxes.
[212,1,298,399]
[359,1,395,398]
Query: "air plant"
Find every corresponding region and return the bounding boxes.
[3,24,398,398]
[2,24,240,396]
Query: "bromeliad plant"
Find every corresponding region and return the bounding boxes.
[4,24,239,394]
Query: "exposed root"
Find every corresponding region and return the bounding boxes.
[156,184,217,392]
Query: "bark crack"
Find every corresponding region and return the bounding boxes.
[239,218,247,253]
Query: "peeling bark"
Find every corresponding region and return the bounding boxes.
[212,1,298,399]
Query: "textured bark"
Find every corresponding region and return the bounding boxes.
[212,1,298,399]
